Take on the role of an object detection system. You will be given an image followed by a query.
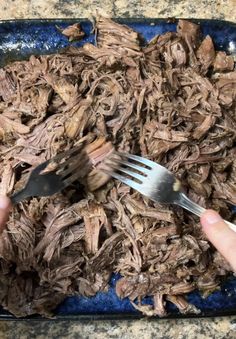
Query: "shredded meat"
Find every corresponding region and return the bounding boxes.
[58,23,85,42]
[0,17,235,318]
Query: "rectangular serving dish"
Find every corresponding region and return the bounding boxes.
[0,18,235,320]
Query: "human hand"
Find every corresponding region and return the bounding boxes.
[0,195,11,233]
[201,210,236,272]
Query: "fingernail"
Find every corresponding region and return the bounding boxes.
[0,195,10,209]
[201,210,222,225]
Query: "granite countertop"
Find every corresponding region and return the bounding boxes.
[0,0,236,20]
[1,317,236,339]
[1,1,236,338]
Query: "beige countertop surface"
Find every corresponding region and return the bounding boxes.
[1,0,236,20]
[0,0,236,338]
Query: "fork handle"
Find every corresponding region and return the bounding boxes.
[177,192,236,233]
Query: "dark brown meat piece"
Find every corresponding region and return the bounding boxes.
[0,69,16,101]
[0,17,235,318]
[177,19,200,49]
[59,23,85,42]
[196,35,215,72]
[213,51,234,72]
[96,16,141,54]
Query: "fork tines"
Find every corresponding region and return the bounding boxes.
[104,152,152,184]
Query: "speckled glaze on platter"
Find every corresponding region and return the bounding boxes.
[0,18,235,320]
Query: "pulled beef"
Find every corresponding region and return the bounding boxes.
[58,23,85,42]
[0,17,235,318]
[214,51,234,72]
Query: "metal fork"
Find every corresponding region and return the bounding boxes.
[104,152,236,233]
[11,145,90,204]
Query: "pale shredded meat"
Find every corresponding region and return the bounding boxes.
[0,17,235,318]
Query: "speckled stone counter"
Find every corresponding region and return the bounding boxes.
[1,317,236,339]
[0,1,236,338]
[1,0,236,20]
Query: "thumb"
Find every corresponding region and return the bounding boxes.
[0,195,11,232]
[201,209,236,272]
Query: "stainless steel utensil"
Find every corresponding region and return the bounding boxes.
[11,145,89,204]
[104,152,236,233]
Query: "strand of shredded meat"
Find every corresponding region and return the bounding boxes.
[0,17,235,317]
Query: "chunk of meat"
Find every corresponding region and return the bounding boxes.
[59,23,85,42]
[44,74,79,104]
[0,69,16,101]
[192,115,216,139]
[213,51,234,72]
[0,115,30,136]
[177,19,200,49]
[197,35,215,72]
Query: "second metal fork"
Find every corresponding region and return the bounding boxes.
[11,145,90,204]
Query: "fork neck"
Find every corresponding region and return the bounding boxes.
[176,192,206,217]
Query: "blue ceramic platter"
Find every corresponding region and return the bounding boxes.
[0,18,236,320]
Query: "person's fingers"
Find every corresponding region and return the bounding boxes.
[201,210,236,272]
[0,195,11,232]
